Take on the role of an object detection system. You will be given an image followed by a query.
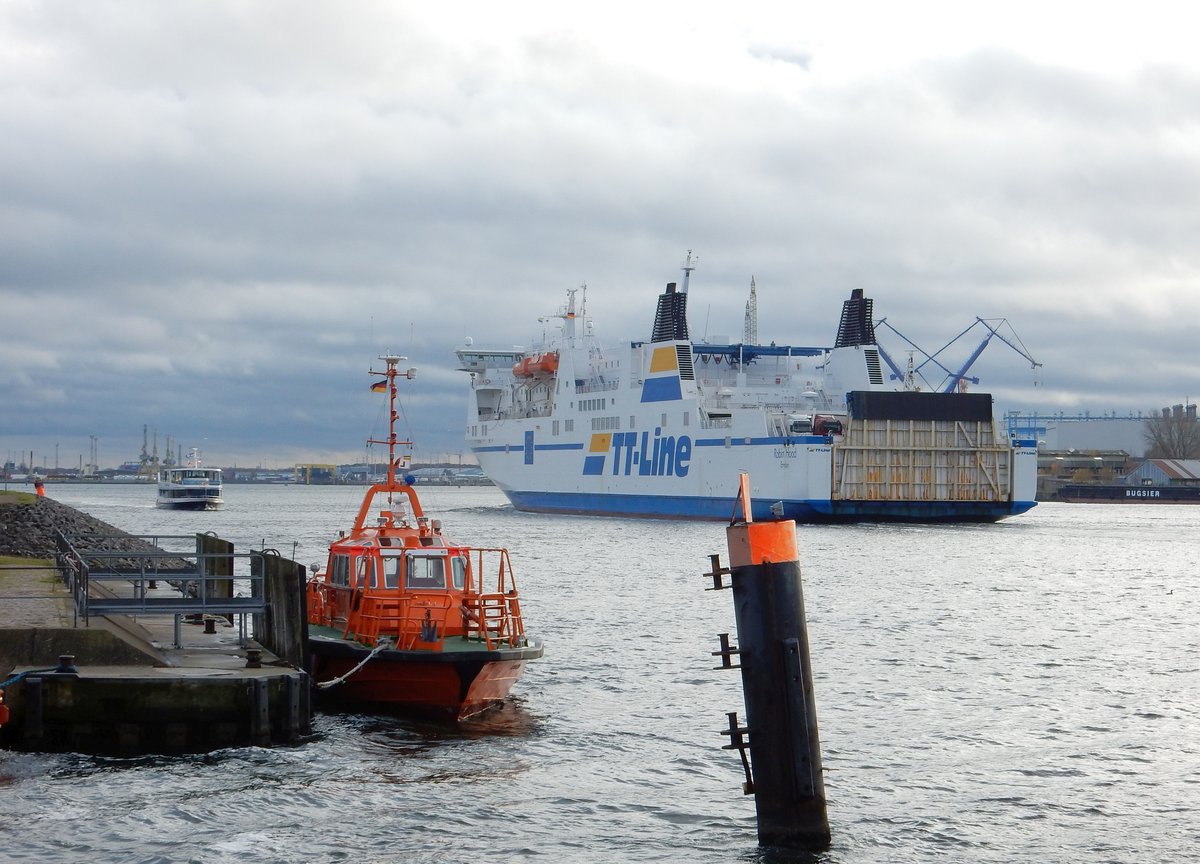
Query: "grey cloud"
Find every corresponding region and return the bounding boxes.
[2,7,1197,467]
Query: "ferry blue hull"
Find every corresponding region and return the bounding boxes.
[506,490,1037,523]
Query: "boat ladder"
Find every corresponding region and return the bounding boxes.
[461,592,524,649]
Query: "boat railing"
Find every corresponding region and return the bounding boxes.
[355,592,455,650]
[354,588,523,651]
[498,403,554,421]
[466,547,526,648]
[574,379,619,395]
[461,591,524,649]
[348,548,526,650]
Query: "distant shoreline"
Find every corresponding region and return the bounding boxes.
[2,477,493,488]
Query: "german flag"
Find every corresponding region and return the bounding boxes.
[370,379,387,393]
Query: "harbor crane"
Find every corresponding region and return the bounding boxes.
[874,316,1041,393]
[743,276,758,344]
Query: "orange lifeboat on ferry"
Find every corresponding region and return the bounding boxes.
[512,352,558,379]
[512,356,534,378]
[531,352,558,376]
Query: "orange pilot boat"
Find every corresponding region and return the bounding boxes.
[305,354,543,721]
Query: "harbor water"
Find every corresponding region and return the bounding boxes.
[3,483,1197,863]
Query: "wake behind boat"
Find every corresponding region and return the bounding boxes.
[305,355,543,721]
[456,255,1039,523]
[156,449,223,510]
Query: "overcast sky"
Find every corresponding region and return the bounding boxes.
[3,1,1198,471]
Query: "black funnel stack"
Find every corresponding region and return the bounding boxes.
[833,288,875,348]
[651,282,690,342]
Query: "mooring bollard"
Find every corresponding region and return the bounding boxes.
[709,473,830,850]
[54,654,78,675]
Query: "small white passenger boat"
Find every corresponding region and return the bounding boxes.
[156,449,223,510]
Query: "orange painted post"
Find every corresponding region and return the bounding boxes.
[716,473,830,849]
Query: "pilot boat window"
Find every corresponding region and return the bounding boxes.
[381,554,402,588]
[452,556,467,590]
[357,556,377,589]
[330,554,351,587]
[406,554,446,589]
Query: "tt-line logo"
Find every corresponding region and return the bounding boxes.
[582,430,692,477]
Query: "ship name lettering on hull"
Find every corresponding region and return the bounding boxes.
[608,429,692,477]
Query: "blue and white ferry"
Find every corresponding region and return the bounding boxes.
[456,257,1037,522]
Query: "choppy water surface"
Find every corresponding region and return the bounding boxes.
[4,485,1197,863]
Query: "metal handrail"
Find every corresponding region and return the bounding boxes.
[53,529,268,624]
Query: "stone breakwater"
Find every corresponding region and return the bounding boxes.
[0,492,161,560]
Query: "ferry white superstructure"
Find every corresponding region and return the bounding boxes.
[456,261,1037,522]
[156,448,224,511]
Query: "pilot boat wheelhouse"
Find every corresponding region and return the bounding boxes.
[305,355,543,720]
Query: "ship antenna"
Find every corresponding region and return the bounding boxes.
[681,249,697,292]
[367,354,414,499]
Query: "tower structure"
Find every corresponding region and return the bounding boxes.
[743,276,759,345]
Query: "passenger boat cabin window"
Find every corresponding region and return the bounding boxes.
[452,556,467,590]
[406,554,446,590]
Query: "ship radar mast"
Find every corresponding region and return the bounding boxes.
[541,284,587,346]
[366,353,416,497]
[681,249,697,292]
[564,283,586,343]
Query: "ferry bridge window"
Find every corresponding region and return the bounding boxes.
[382,554,401,588]
[406,555,446,589]
[452,556,467,590]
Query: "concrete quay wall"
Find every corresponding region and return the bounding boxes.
[11,665,308,754]
[1,491,312,755]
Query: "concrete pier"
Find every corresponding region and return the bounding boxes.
[1,544,311,754]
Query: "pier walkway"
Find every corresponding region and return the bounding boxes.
[1,532,311,755]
